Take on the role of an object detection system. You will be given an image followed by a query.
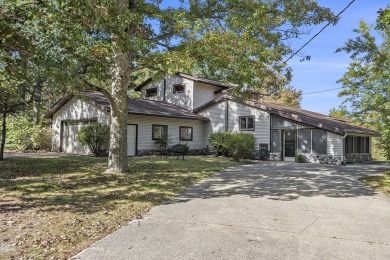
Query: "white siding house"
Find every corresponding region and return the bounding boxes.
[44,72,380,164]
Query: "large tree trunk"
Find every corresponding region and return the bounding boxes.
[106,35,130,173]
[0,112,6,161]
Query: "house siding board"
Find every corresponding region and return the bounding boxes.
[197,102,226,146]
[193,82,221,110]
[198,100,271,148]
[327,132,342,156]
[127,114,204,150]
[51,98,109,153]
[141,75,194,111]
[227,100,270,149]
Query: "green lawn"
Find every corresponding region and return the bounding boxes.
[359,171,390,195]
[0,155,238,259]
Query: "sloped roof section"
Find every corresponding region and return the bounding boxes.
[44,91,209,121]
[135,72,237,91]
[175,72,237,89]
[194,95,380,136]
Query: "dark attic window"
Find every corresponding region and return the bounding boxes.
[146,88,157,97]
[173,84,185,94]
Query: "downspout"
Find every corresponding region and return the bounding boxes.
[341,132,348,165]
[225,99,229,131]
[163,74,166,102]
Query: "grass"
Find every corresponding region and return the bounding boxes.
[359,171,390,195]
[0,155,238,259]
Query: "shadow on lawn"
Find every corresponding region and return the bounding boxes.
[0,156,208,214]
[1,156,389,214]
[166,161,390,203]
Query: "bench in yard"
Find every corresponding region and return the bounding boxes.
[159,144,189,160]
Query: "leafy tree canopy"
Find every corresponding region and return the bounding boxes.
[336,6,390,159]
[1,0,338,171]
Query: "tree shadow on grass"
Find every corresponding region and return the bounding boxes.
[0,156,233,214]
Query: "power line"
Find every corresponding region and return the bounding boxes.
[302,87,343,95]
[283,0,356,65]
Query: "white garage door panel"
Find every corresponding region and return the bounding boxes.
[127,125,137,156]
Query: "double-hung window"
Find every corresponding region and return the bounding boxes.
[152,124,168,140]
[239,116,254,131]
[180,126,193,141]
[173,84,185,94]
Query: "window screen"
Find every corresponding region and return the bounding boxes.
[345,136,353,154]
[353,137,361,153]
[364,137,370,153]
[271,130,281,153]
[312,130,327,154]
[298,130,311,153]
[271,116,295,129]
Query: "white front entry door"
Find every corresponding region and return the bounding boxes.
[127,125,137,156]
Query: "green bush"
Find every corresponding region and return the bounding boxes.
[209,131,255,161]
[31,127,52,151]
[209,131,232,156]
[225,132,255,161]
[296,154,306,163]
[5,115,52,151]
[78,123,109,156]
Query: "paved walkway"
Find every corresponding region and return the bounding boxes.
[3,152,73,158]
[73,162,390,260]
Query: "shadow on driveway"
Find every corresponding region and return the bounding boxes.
[168,161,390,202]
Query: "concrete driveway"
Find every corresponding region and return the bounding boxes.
[73,162,390,260]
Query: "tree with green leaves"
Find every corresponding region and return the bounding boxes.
[2,0,337,172]
[336,7,390,159]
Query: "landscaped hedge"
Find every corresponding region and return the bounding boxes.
[209,131,255,161]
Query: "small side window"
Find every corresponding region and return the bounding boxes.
[152,124,168,140]
[173,84,185,94]
[239,116,254,131]
[146,88,157,97]
[179,126,193,141]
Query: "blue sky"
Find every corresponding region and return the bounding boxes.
[288,0,388,114]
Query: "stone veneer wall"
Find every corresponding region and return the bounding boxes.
[137,149,208,156]
[344,153,371,163]
[269,153,282,161]
[267,153,372,164]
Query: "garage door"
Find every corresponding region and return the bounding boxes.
[62,121,94,154]
[127,125,137,156]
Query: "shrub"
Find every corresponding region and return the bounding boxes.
[225,132,255,161]
[78,123,109,156]
[209,131,255,161]
[296,154,306,163]
[209,131,232,155]
[31,127,52,151]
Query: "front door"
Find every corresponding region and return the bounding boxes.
[284,130,296,161]
[127,124,137,156]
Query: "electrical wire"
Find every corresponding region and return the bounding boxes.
[301,87,343,95]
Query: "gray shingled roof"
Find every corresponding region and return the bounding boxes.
[135,72,237,91]
[194,95,380,136]
[44,91,209,121]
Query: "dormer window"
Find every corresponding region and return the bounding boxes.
[146,88,157,97]
[173,84,185,94]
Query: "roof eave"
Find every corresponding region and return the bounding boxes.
[43,94,73,118]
